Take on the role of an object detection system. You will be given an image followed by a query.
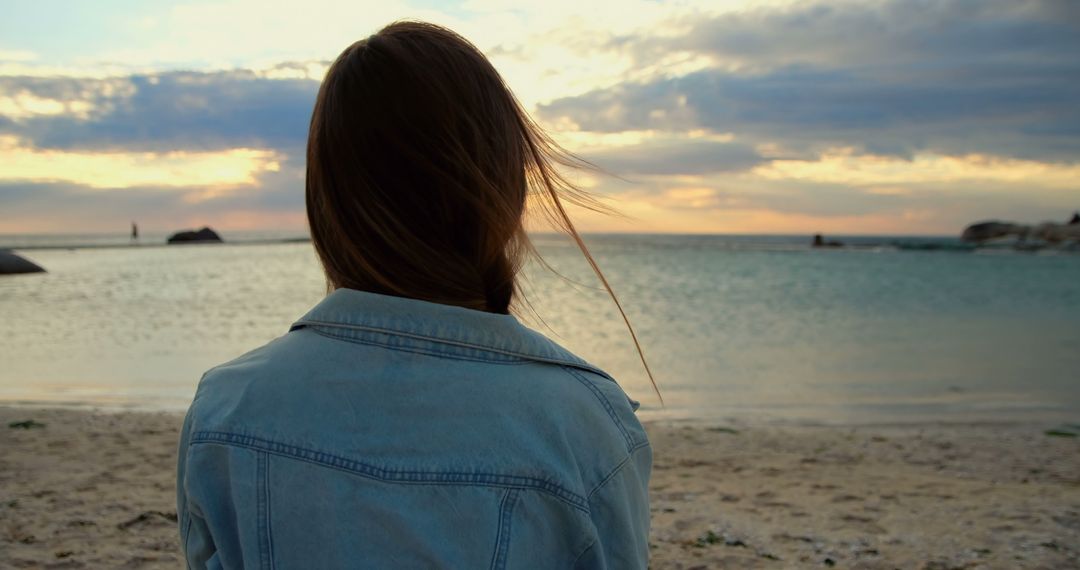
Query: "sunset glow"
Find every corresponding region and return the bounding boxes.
[1,0,1076,234]
[0,137,281,190]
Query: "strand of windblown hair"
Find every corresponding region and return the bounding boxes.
[543,183,665,407]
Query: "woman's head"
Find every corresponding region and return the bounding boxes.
[306,21,661,401]
[311,21,563,313]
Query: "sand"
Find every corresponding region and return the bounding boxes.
[1,406,1077,569]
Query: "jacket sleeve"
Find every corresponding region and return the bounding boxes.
[177,398,218,569]
[575,443,653,570]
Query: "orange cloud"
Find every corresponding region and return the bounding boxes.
[0,136,282,190]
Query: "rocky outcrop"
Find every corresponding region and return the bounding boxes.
[1030,221,1080,243]
[167,227,223,244]
[962,217,1080,244]
[0,250,45,274]
[960,221,1029,242]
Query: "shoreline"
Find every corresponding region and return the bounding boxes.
[2,237,311,252]
[1,406,1077,568]
[2,399,1076,431]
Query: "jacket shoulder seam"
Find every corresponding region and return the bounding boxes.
[586,441,651,502]
[189,431,590,513]
[570,538,597,568]
[561,366,635,452]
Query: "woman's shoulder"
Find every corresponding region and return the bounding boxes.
[185,326,647,489]
[195,326,644,438]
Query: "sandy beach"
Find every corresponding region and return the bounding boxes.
[1,406,1077,569]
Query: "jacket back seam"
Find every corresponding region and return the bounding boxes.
[190,432,590,513]
[182,512,195,570]
[489,488,519,570]
[256,451,272,570]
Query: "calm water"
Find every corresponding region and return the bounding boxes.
[2,233,1078,425]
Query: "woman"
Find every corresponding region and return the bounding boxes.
[177,21,657,569]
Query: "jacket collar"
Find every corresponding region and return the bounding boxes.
[290,287,615,382]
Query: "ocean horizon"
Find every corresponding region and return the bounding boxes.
[0,229,1026,249]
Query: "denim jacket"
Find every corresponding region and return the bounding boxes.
[176,288,651,569]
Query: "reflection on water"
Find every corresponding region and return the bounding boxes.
[2,233,1078,425]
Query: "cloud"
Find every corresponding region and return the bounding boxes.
[1,0,1076,234]
[0,135,282,189]
[582,137,763,175]
[753,149,1080,189]
[0,69,319,152]
[540,0,1080,161]
[0,161,306,234]
[650,0,1080,70]
[0,67,313,232]
[0,181,191,233]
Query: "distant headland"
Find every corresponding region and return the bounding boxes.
[810,211,1080,253]
[961,212,1080,246]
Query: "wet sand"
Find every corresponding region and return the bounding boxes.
[1,406,1077,568]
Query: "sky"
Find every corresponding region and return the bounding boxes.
[0,0,1077,235]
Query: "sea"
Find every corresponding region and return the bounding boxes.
[2,231,1078,426]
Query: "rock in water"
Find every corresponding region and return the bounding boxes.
[0,250,46,275]
[167,227,223,244]
[812,233,843,248]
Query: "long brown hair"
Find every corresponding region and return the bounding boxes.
[305,21,662,404]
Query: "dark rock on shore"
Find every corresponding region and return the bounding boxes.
[166,227,223,244]
[0,250,46,274]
